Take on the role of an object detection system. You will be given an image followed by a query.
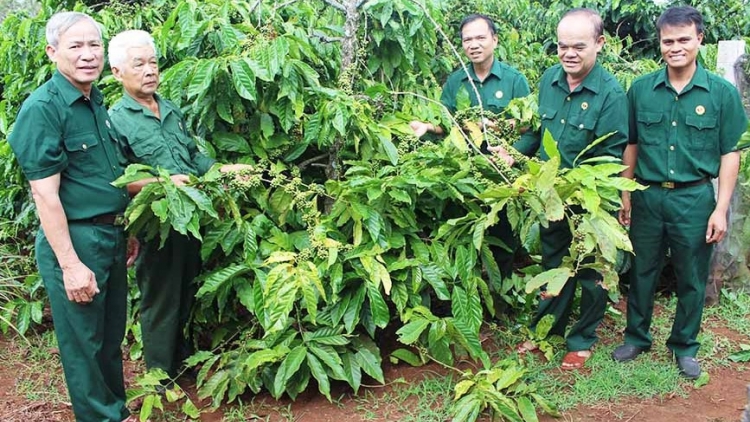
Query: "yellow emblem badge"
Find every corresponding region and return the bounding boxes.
[581,102,589,110]
[695,105,705,115]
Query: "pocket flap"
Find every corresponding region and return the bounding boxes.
[637,111,663,125]
[63,133,98,152]
[685,114,717,130]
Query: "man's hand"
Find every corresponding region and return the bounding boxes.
[618,191,631,226]
[220,163,253,173]
[62,261,99,304]
[170,174,190,186]
[126,237,140,267]
[487,145,515,167]
[409,120,434,138]
[705,209,728,243]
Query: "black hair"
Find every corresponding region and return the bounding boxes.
[459,14,497,38]
[561,8,604,39]
[656,6,704,38]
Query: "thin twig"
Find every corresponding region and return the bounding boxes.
[321,0,346,12]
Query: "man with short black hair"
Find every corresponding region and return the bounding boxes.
[613,6,747,379]
[411,13,530,279]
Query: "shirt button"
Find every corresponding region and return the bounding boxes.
[566,97,571,101]
[672,121,677,126]
[578,124,584,129]
[670,145,675,151]
[561,119,565,124]
[82,143,87,150]
[670,169,674,174]
[542,114,547,118]
[675,97,679,101]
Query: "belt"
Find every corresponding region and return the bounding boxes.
[639,178,709,189]
[69,213,126,226]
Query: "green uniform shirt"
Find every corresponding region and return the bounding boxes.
[8,71,129,220]
[627,64,748,182]
[110,93,215,176]
[440,59,530,114]
[515,63,629,169]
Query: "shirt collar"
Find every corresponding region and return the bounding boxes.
[552,62,603,94]
[119,91,173,119]
[461,59,504,82]
[652,62,710,91]
[50,71,103,106]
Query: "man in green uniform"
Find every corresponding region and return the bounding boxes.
[8,12,137,422]
[108,30,251,383]
[410,14,530,278]
[612,6,747,379]
[500,8,628,369]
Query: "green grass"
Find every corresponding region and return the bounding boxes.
[0,329,68,404]
[353,372,455,421]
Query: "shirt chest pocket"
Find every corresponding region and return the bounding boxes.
[63,133,100,173]
[562,112,597,159]
[486,98,510,114]
[685,114,718,151]
[129,133,167,165]
[636,111,664,145]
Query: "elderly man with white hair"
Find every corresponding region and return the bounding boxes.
[8,11,138,422]
[108,30,249,386]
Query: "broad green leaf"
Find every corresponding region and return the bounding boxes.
[541,129,559,161]
[306,351,331,401]
[397,318,430,345]
[389,348,424,366]
[524,268,573,296]
[530,393,561,417]
[272,345,307,398]
[229,58,257,101]
[196,264,250,298]
[355,347,384,384]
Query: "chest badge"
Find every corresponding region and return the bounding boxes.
[178,122,183,130]
[105,120,111,128]
[695,105,705,115]
[581,102,589,110]
[495,90,503,99]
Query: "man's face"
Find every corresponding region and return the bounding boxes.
[46,19,103,93]
[659,23,703,72]
[461,19,498,67]
[112,45,159,100]
[556,14,604,82]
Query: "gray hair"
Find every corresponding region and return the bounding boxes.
[46,11,102,48]
[108,30,158,68]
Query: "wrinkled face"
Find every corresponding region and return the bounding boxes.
[46,19,103,94]
[660,23,703,72]
[112,45,159,100]
[556,14,604,82]
[461,19,498,67]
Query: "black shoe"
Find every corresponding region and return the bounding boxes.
[676,356,701,379]
[612,344,648,362]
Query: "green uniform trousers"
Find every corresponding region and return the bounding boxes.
[530,218,606,352]
[624,183,714,357]
[36,224,129,422]
[488,208,517,278]
[136,230,201,378]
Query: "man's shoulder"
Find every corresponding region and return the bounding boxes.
[703,70,738,93]
[493,60,526,80]
[596,66,626,95]
[629,69,662,91]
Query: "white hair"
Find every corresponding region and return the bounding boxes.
[108,30,158,68]
[46,11,103,48]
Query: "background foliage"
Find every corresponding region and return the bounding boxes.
[2,0,750,420]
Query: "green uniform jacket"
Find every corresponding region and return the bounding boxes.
[515,63,629,169]
[627,63,748,182]
[440,58,530,114]
[109,92,215,176]
[8,71,129,218]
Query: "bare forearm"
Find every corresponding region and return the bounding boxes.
[715,151,740,213]
[31,183,80,268]
[621,144,638,179]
